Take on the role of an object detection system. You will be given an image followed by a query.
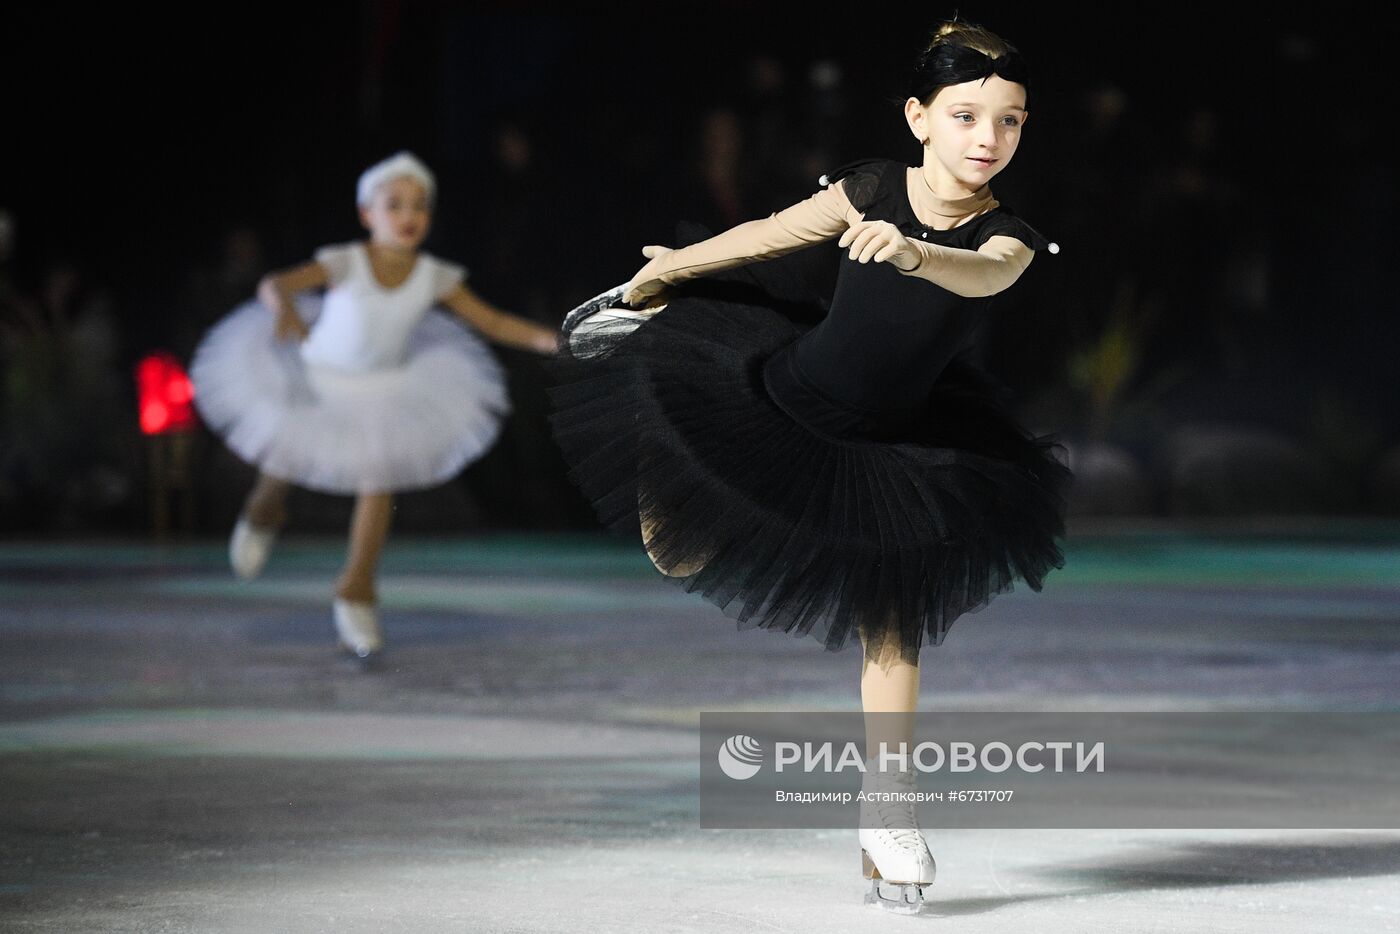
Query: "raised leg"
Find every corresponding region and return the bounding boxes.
[229,472,292,579]
[243,471,291,529]
[638,486,709,577]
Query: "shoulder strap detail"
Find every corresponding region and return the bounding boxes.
[980,207,1057,253]
[818,157,893,214]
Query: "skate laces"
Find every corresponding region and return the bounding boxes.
[864,768,930,853]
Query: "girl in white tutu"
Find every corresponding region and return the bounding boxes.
[191,151,561,664]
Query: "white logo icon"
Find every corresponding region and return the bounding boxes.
[717,734,763,780]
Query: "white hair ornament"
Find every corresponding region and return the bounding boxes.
[356,151,436,206]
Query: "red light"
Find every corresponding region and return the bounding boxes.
[135,351,198,435]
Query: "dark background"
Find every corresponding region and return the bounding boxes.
[2,2,1397,534]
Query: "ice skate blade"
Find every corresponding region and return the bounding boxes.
[338,641,384,671]
[565,304,668,360]
[562,282,671,357]
[561,283,628,335]
[862,849,929,914]
[333,598,383,656]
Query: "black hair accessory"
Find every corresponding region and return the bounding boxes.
[910,43,1030,102]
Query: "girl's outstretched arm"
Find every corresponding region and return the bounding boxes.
[622,181,863,305]
[258,261,329,341]
[441,282,561,355]
[838,221,1035,298]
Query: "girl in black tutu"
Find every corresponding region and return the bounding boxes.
[544,18,1072,911]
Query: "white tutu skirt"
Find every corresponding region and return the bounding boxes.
[190,295,511,494]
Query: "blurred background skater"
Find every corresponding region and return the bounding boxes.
[545,18,1070,912]
[189,152,561,666]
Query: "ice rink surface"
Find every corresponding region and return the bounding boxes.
[2,519,1398,932]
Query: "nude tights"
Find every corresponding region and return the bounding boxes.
[242,471,393,604]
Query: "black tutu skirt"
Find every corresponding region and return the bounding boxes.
[542,225,1073,665]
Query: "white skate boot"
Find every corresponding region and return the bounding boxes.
[858,760,936,913]
[333,598,384,665]
[561,283,667,359]
[229,516,278,580]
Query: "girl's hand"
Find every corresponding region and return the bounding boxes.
[275,311,309,342]
[622,244,674,306]
[838,220,919,272]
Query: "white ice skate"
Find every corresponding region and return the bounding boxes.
[858,760,936,913]
[561,282,666,358]
[333,598,384,663]
[229,516,278,580]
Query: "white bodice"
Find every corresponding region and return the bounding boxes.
[299,242,464,372]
